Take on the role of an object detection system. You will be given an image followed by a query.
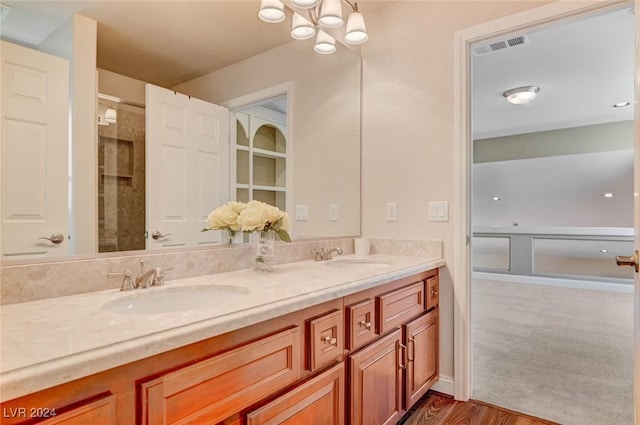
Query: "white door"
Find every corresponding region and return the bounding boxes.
[146,84,229,249]
[0,41,69,260]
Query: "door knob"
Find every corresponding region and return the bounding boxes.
[38,233,65,244]
[151,231,173,240]
[616,250,639,273]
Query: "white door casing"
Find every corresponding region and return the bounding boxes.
[1,41,69,259]
[146,84,229,250]
[453,0,636,408]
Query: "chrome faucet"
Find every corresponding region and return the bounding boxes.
[108,261,173,291]
[312,247,343,261]
[135,260,174,288]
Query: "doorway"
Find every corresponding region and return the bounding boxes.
[453,1,638,423]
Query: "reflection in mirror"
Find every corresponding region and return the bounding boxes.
[97,97,146,253]
[0,2,361,262]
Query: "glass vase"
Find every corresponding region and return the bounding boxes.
[252,230,276,272]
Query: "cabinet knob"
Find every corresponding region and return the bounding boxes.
[358,320,372,330]
[321,336,337,345]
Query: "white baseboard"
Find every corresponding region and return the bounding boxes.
[431,374,454,396]
[473,272,633,294]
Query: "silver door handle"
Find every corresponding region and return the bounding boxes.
[151,231,173,240]
[38,233,65,244]
[616,250,639,273]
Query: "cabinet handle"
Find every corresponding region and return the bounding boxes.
[399,343,407,370]
[321,336,337,345]
[408,336,415,362]
[431,289,438,297]
[358,320,372,330]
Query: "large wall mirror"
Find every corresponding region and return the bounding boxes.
[0,1,361,261]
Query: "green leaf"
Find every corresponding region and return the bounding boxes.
[201,227,211,232]
[276,230,291,243]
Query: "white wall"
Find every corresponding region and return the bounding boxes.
[98,68,146,105]
[174,41,361,239]
[474,150,633,227]
[39,14,98,255]
[361,0,553,388]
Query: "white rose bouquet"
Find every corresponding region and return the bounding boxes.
[203,200,291,242]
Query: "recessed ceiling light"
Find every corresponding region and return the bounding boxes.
[603,193,615,198]
[492,197,500,201]
[600,249,609,253]
[613,102,631,108]
[502,86,540,105]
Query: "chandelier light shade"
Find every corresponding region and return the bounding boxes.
[258,0,368,54]
[344,11,367,44]
[291,0,320,9]
[502,86,540,105]
[258,0,286,23]
[314,30,337,54]
[318,0,344,28]
[291,13,316,40]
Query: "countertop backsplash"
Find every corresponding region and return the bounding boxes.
[0,237,442,305]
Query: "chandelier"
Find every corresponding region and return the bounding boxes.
[258,0,368,54]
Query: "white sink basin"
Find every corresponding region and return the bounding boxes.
[102,285,250,315]
[324,259,391,269]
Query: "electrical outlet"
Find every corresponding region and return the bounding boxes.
[295,204,309,221]
[386,202,398,222]
[329,204,339,222]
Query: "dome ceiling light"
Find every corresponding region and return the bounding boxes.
[259,0,368,55]
[502,86,540,105]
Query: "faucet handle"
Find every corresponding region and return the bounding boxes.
[107,270,136,291]
[153,266,174,286]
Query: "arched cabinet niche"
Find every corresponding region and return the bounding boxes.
[234,106,287,212]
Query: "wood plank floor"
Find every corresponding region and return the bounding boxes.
[398,391,560,425]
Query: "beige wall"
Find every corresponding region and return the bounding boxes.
[174,41,361,239]
[361,0,553,386]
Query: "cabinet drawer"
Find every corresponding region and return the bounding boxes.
[246,362,344,425]
[426,276,439,310]
[307,310,344,372]
[39,394,116,425]
[346,299,377,350]
[377,281,425,334]
[140,327,301,425]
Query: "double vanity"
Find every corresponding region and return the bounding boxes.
[0,253,444,424]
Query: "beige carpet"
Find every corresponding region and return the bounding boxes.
[472,278,634,425]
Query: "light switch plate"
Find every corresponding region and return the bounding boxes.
[429,201,449,222]
[295,204,309,221]
[329,204,339,222]
[386,202,398,222]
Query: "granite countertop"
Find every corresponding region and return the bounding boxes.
[0,254,444,402]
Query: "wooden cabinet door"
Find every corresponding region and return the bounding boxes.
[140,327,301,425]
[348,329,403,425]
[404,309,439,410]
[246,363,344,425]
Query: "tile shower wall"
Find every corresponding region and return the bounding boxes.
[0,238,442,305]
[97,103,146,253]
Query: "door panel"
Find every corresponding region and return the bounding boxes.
[1,41,69,259]
[146,84,229,249]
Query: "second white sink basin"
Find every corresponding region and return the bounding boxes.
[102,285,250,315]
[324,259,391,270]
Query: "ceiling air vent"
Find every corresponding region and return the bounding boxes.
[0,3,12,21]
[473,35,529,56]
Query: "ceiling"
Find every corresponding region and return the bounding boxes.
[0,2,634,139]
[472,6,636,139]
[0,0,386,89]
